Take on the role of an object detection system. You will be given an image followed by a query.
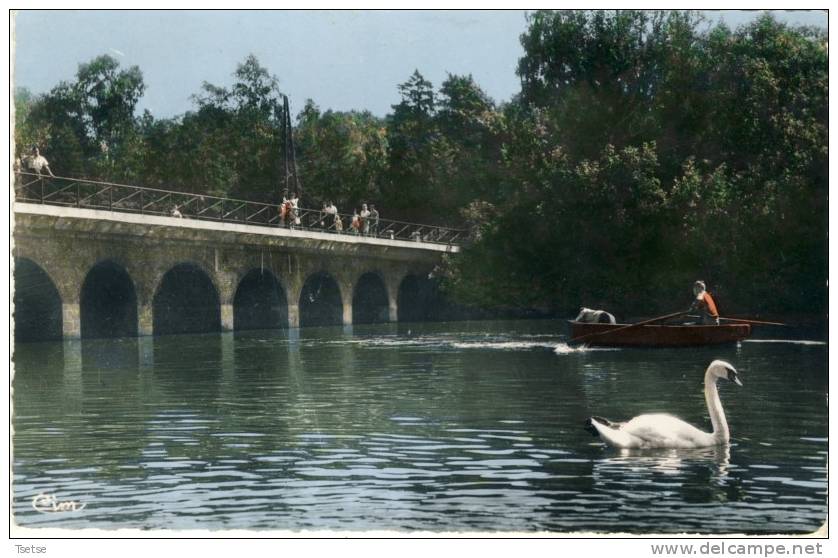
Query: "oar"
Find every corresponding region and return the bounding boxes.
[719,317,786,327]
[569,310,689,345]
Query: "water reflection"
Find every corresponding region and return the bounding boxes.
[593,445,741,504]
[601,445,731,475]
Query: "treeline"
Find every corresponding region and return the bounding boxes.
[14,11,827,317]
[14,54,499,224]
[448,11,827,317]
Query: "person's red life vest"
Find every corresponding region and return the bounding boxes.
[702,292,719,317]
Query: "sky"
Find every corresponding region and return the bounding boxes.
[11,10,828,120]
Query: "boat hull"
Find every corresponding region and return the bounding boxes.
[568,321,751,347]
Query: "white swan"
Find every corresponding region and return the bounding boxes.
[585,360,742,449]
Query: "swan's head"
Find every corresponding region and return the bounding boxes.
[708,359,742,386]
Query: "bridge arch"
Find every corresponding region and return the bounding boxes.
[299,271,343,327]
[352,271,389,324]
[153,262,221,335]
[397,273,441,323]
[13,257,63,342]
[233,268,288,330]
[81,260,138,339]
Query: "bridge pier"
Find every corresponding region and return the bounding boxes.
[138,304,154,337]
[337,276,354,326]
[288,304,300,329]
[62,302,81,339]
[342,301,353,326]
[221,303,234,332]
[388,298,398,322]
[386,276,401,323]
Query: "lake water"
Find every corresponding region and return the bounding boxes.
[11,320,827,534]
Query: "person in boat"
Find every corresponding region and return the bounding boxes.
[690,280,720,325]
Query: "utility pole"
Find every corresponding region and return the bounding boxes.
[281,95,302,199]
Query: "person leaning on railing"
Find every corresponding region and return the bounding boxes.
[29,147,55,178]
[323,201,338,231]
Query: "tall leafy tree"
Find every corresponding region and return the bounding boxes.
[155,54,286,200]
[435,74,506,205]
[15,54,145,179]
[294,101,388,212]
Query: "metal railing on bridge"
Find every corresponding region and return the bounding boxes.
[14,172,468,246]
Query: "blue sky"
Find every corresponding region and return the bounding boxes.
[12,10,828,119]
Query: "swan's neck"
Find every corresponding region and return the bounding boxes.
[704,372,729,443]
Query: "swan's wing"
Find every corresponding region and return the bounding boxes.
[622,414,714,448]
[590,418,639,448]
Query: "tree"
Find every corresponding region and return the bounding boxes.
[435,74,507,206]
[294,102,388,211]
[167,54,285,201]
[14,55,145,179]
[443,10,827,317]
[74,55,145,155]
[382,70,450,222]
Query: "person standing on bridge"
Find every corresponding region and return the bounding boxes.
[279,191,290,226]
[324,200,338,231]
[360,204,371,235]
[28,147,55,178]
[289,192,300,228]
[369,205,380,237]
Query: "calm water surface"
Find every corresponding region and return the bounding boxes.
[12,320,827,533]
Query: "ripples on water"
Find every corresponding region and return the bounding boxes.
[11,320,827,533]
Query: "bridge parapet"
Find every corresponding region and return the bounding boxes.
[14,172,468,246]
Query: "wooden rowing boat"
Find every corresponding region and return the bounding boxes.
[568,321,751,347]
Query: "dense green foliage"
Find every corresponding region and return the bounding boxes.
[446,11,827,317]
[14,11,827,317]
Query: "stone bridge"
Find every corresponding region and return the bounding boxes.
[13,203,459,341]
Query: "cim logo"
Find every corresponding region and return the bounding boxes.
[31,493,86,513]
